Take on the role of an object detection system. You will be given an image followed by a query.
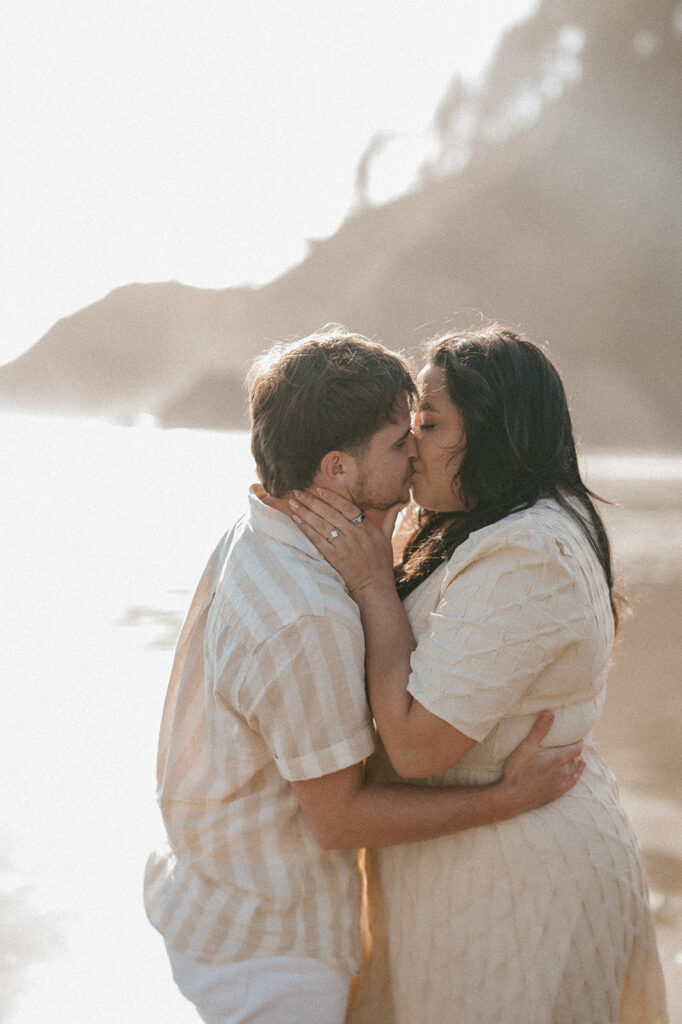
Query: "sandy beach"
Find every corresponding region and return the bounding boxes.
[585,464,682,1020]
[591,579,682,1019]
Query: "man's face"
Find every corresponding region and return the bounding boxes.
[347,393,417,511]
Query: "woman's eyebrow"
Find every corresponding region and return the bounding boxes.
[418,400,437,412]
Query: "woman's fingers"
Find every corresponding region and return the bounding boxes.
[290,488,396,596]
[292,511,335,555]
[292,516,357,579]
[290,498,375,587]
[312,487,363,521]
[292,489,358,532]
[289,497,346,542]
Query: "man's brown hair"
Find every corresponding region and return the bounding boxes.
[248,324,416,497]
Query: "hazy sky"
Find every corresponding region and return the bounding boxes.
[2,0,537,364]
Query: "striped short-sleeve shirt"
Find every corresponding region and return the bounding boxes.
[144,486,375,973]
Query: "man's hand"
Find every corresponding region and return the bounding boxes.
[495,711,584,820]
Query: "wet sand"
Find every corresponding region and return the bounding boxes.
[594,581,682,1019]
[587,469,682,1019]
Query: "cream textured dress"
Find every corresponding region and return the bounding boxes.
[349,499,667,1024]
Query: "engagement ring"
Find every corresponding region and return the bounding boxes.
[327,527,340,543]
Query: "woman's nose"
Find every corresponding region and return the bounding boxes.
[406,430,419,459]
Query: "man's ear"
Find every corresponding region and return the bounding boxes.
[317,450,356,488]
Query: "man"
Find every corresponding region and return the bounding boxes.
[144,326,583,1024]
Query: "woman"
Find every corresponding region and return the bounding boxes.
[291,326,668,1023]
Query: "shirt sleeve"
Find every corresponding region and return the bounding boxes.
[406,525,580,743]
[237,614,375,781]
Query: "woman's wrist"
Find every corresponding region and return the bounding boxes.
[352,577,400,606]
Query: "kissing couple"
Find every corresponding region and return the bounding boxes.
[145,323,667,1023]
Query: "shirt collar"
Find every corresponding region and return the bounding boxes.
[247,484,326,562]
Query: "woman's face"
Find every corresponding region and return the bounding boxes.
[411,363,468,512]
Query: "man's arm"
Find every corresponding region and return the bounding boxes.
[291,711,583,850]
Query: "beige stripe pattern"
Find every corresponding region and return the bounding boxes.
[144,486,375,972]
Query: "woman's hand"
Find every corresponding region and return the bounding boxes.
[289,488,403,598]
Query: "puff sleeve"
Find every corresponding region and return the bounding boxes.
[406,523,583,742]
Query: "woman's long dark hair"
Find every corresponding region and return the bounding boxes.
[396,325,621,630]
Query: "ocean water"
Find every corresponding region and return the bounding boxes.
[0,413,255,1024]
[1,412,680,1023]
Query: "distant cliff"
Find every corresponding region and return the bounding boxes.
[1,0,680,447]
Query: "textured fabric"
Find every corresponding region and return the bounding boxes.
[167,948,350,1024]
[405,501,612,746]
[144,486,375,973]
[350,499,668,1024]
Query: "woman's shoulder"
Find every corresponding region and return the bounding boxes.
[443,498,588,578]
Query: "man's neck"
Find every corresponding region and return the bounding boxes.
[362,508,388,529]
[257,490,295,519]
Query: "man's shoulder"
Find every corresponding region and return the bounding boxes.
[210,522,363,648]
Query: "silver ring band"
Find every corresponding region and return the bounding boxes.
[327,527,340,543]
[350,512,365,525]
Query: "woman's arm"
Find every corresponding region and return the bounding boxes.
[353,577,478,777]
[293,489,581,780]
[290,488,482,777]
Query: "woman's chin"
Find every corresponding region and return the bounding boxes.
[410,481,465,514]
[410,480,429,508]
